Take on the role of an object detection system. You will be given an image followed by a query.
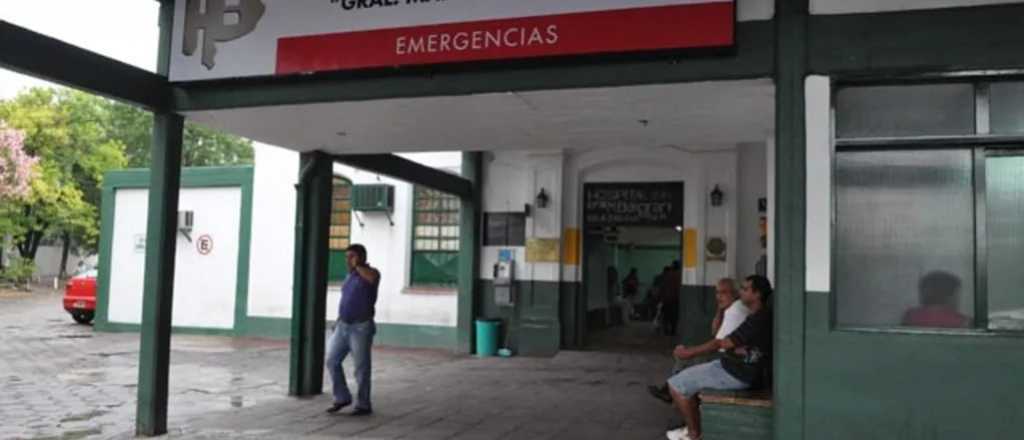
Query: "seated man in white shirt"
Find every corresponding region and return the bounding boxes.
[648,278,750,403]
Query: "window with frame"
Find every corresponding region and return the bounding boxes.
[834,81,1024,332]
[411,186,460,286]
[329,177,352,251]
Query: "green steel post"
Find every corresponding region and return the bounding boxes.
[457,152,482,354]
[774,1,808,439]
[136,1,181,436]
[289,151,332,396]
[135,112,184,436]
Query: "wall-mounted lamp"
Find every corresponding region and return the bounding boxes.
[710,185,724,207]
[535,188,550,209]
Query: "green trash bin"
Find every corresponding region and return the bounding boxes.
[475,319,500,357]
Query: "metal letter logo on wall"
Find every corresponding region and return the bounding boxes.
[183,0,266,70]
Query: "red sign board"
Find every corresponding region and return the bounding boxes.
[275,2,734,75]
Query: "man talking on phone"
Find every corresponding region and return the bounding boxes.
[325,244,380,416]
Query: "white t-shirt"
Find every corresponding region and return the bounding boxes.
[715,300,752,340]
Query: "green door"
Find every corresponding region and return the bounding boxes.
[328,177,352,282]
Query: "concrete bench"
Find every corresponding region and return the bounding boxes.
[699,389,773,440]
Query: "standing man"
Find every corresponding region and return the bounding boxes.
[325,244,380,416]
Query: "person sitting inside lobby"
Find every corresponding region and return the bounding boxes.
[648,277,750,404]
[664,275,773,440]
[902,270,971,329]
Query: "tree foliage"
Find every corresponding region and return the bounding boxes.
[0,124,37,201]
[104,101,254,168]
[0,88,124,259]
[0,86,254,273]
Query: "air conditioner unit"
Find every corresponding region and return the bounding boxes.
[351,184,395,226]
[351,184,395,212]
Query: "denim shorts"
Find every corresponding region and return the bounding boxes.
[667,359,749,398]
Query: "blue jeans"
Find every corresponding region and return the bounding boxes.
[326,320,375,410]
[667,360,749,398]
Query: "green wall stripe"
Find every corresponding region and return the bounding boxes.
[98,318,457,350]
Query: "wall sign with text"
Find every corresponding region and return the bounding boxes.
[170,0,736,81]
[583,182,684,228]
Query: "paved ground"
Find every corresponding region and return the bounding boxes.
[0,288,678,439]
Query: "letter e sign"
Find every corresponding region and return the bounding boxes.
[197,234,214,255]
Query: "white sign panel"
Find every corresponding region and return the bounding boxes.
[169,0,736,82]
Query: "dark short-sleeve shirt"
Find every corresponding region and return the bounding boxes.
[720,307,772,385]
[338,271,379,324]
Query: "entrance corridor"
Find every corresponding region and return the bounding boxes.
[2,290,675,439]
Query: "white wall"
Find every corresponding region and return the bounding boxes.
[811,0,1024,14]
[245,144,461,327]
[246,145,299,318]
[737,142,768,277]
[479,150,564,283]
[738,0,774,20]
[20,245,96,279]
[107,187,242,329]
[805,76,832,292]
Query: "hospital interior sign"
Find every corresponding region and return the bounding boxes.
[170,0,735,81]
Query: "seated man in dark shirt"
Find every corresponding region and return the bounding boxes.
[664,275,773,440]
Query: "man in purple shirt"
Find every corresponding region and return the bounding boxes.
[325,244,380,416]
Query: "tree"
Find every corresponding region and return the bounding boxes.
[104,101,254,168]
[0,88,125,276]
[0,124,36,200]
[0,87,254,278]
[0,124,38,271]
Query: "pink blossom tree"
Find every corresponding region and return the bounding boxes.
[0,123,37,201]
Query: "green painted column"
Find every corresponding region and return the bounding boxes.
[135,111,184,436]
[457,152,482,354]
[774,1,808,440]
[289,151,332,396]
[136,1,181,436]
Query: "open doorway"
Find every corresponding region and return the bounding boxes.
[581,182,684,353]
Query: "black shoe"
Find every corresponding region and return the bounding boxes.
[648,384,673,404]
[350,407,373,416]
[326,401,351,413]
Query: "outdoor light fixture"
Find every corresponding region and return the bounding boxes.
[535,188,550,209]
[710,185,724,207]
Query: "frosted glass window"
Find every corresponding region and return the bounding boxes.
[836,84,975,138]
[986,156,1024,331]
[835,150,975,328]
[990,82,1024,135]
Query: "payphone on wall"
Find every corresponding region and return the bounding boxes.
[494,250,516,307]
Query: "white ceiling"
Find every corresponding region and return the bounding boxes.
[185,79,774,154]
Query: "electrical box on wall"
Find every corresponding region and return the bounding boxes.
[494,257,515,307]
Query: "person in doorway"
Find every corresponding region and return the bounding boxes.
[325,244,381,416]
[664,275,773,440]
[622,268,640,299]
[648,278,750,404]
[660,261,682,336]
[620,268,640,322]
[902,271,970,329]
[606,266,620,312]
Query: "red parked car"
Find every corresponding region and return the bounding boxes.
[63,268,97,324]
